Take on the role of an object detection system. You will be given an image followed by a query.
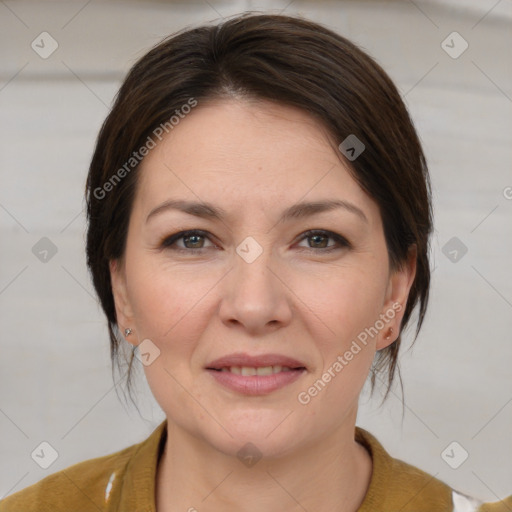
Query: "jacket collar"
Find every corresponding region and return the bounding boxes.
[114,419,168,511]
[113,420,448,511]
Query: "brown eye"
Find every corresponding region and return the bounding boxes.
[181,233,205,249]
[161,230,215,252]
[297,230,351,252]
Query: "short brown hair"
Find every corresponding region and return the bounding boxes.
[85,13,432,407]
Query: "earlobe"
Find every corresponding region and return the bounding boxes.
[377,245,417,350]
[109,259,135,341]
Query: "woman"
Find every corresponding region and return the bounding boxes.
[1,12,510,512]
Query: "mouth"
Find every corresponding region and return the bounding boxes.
[206,352,307,371]
[205,353,307,395]
[208,365,305,375]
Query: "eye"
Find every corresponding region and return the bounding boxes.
[160,230,216,252]
[296,229,351,252]
[160,229,351,254]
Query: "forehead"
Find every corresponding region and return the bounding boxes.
[134,99,379,224]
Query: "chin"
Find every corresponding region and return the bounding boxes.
[203,409,304,458]
[209,431,299,462]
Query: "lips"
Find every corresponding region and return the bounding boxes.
[205,352,307,395]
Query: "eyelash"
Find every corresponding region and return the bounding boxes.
[160,229,351,254]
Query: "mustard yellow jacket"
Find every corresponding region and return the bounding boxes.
[1,420,510,511]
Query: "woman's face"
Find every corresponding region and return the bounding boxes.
[110,99,415,458]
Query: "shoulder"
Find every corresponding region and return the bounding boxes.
[0,441,137,512]
[354,427,512,512]
[356,426,453,510]
[476,494,512,512]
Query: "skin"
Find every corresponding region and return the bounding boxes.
[110,99,416,512]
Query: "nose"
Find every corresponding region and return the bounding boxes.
[218,241,293,335]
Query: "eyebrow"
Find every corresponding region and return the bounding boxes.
[146,199,368,224]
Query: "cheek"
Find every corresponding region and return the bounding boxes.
[302,265,387,341]
[125,260,215,409]
[293,272,384,413]
[124,259,245,407]
[125,252,218,347]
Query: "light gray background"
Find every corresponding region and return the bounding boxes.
[1,0,511,504]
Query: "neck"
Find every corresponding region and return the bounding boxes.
[155,415,372,512]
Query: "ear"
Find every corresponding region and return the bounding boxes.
[109,259,136,345]
[377,244,417,351]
